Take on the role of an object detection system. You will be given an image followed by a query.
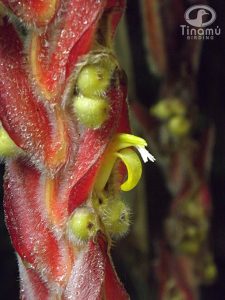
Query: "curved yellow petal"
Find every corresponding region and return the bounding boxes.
[94,155,117,193]
[94,133,147,193]
[110,133,147,152]
[116,148,142,192]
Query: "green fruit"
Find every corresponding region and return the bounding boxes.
[73,95,109,128]
[68,208,98,242]
[204,263,217,282]
[77,64,111,97]
[183,201,200,218]
[101,200,130,237]
[0,125,22,157]
[150,100,172,120]
[151,98,187,120]
[167,116,191,136]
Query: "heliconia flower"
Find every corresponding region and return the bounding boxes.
[95,133,155,193]
[0,0,154,298]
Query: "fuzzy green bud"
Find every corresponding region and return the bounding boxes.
[167,116,191,137]
[73,95,109,128]
[204,263,218,282]
[101,200,130,238]
[0,125,22,157]
[77,64,112,98]
[68,208,99,243]
[150,101,172,120]
[150,98,186,120]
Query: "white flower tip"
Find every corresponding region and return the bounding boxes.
[136,146,156,163]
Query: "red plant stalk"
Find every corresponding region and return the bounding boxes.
[0,0,155,298]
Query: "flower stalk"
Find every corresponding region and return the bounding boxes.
[0,0,155,298]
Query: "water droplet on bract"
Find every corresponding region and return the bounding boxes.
[53,74,58,81]
[61,29,68,39]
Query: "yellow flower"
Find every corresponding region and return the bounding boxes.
[95,133,155,193]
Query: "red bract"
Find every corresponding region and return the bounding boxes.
[1,0,59,26]
[0,20,68,172]
[0,0,130,298]
[28,0,106,101]
[4,159,72,284]
[64,236,128,299]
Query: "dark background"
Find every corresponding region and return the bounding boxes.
[0,0,225,298]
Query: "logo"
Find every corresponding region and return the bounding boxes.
[184,5,216,28]
[180,5,221,40]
